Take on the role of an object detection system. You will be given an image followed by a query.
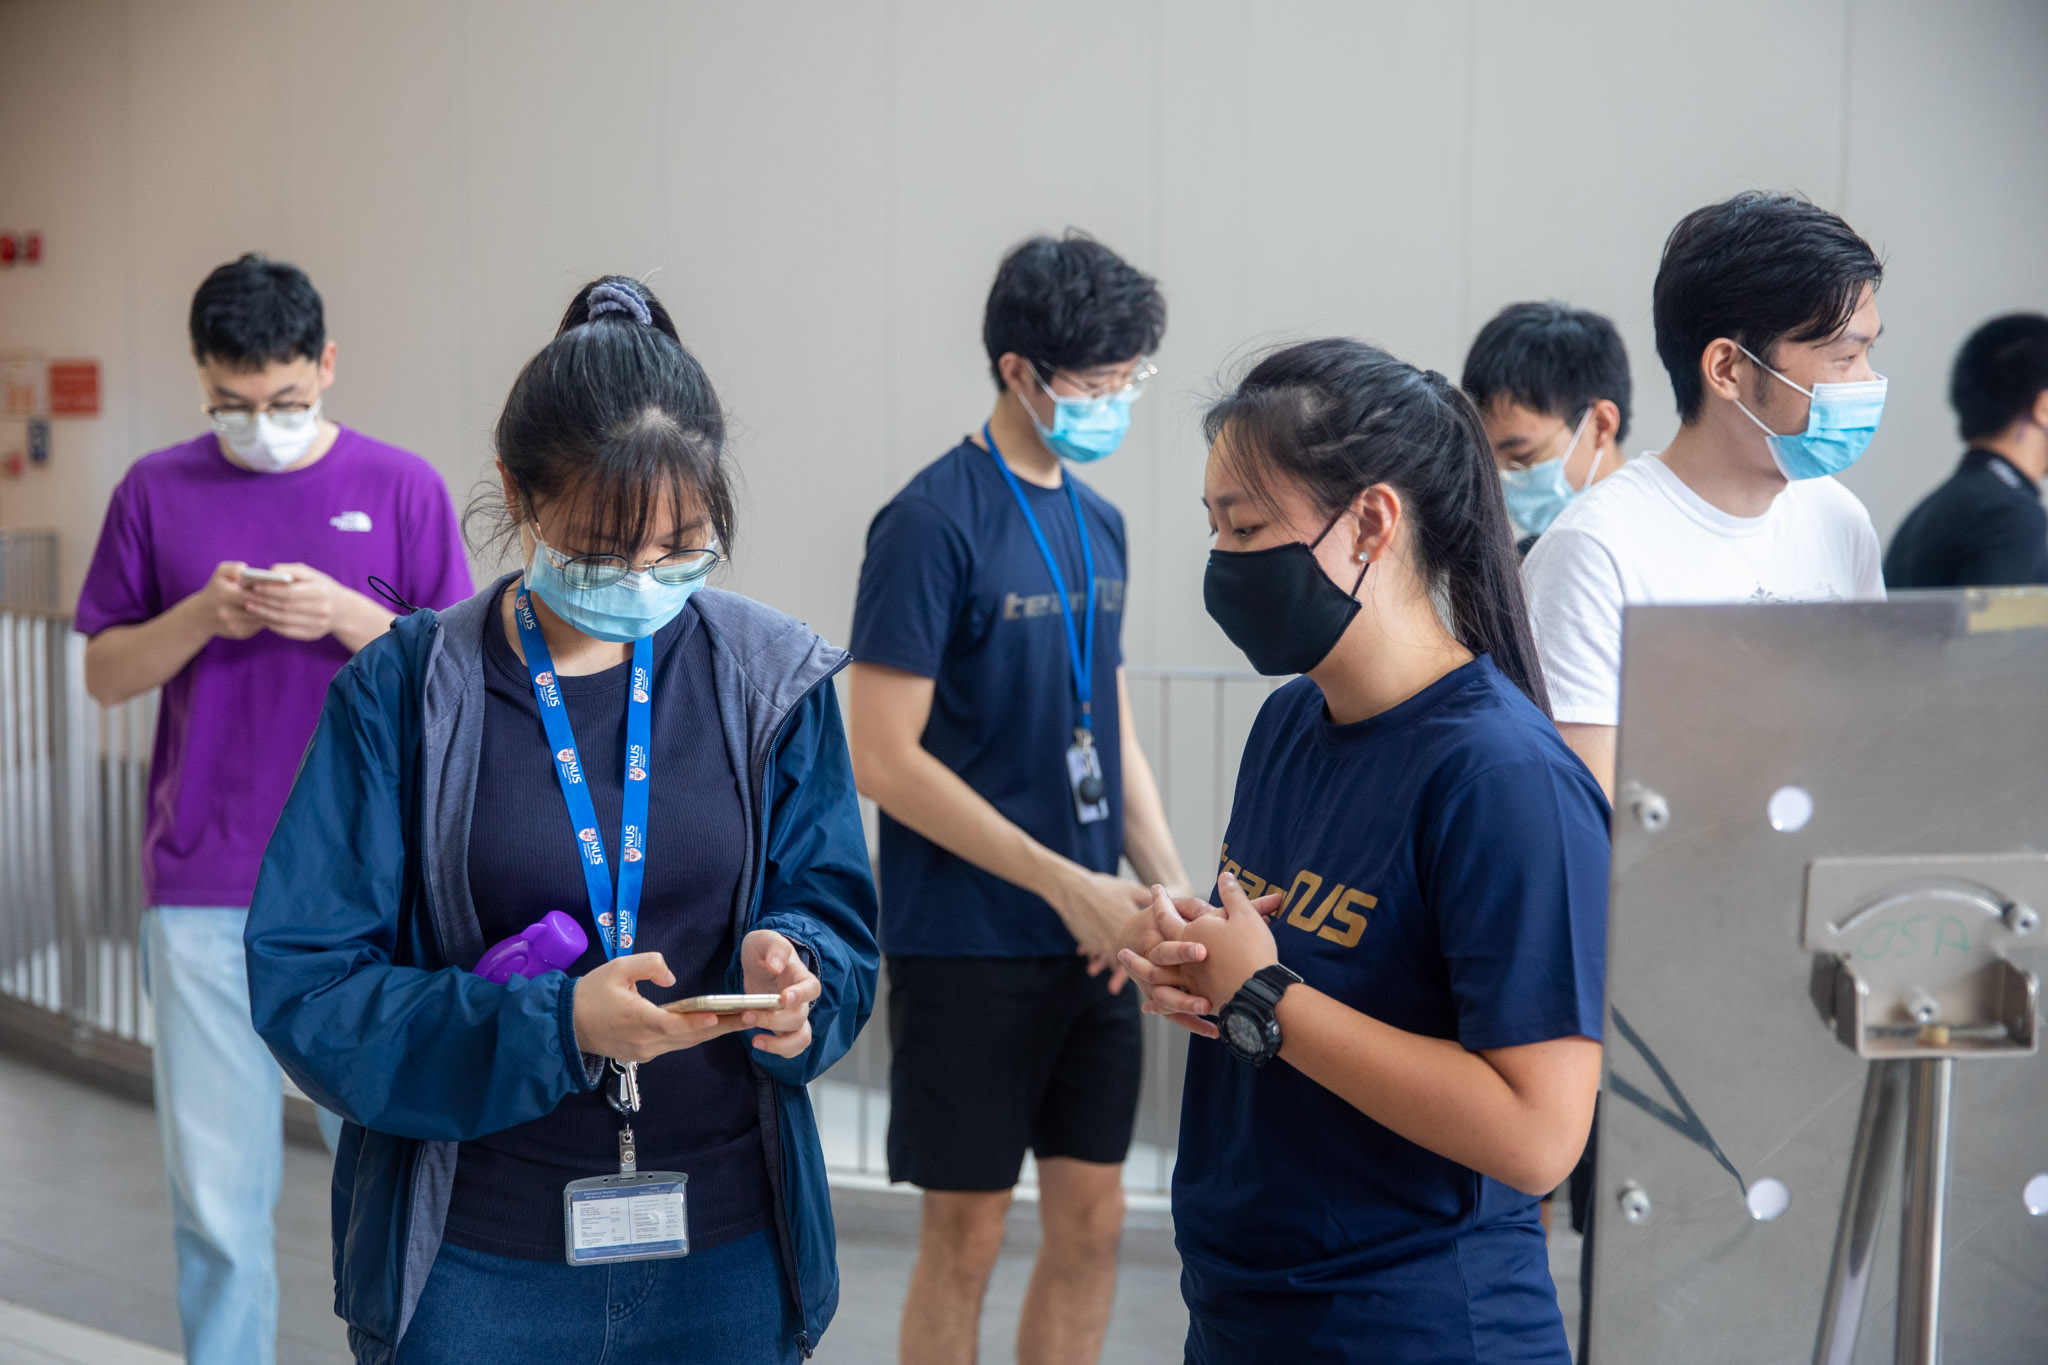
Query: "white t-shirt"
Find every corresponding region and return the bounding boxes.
[1521,453,1885,726]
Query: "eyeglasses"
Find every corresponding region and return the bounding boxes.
[1039,360,1159,408]
[202,401,318,434]
[541,541,727,590]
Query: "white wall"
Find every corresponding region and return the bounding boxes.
[3,0,2045,666]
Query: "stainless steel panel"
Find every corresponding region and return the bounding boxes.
[1590,594,2048,1365]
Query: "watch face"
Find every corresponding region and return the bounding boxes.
[1224,1009,1265,1056]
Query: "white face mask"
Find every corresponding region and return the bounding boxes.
[213,400,323,472]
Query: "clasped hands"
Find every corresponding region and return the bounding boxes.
[1115,871,1284,1040]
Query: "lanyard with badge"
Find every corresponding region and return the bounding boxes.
[983,424,1110,825]
[513,587,691,1266]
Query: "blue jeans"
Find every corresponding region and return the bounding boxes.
[395,1229,800,1365]
[140,908,343,1365]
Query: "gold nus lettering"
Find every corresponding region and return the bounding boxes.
[1216,844,1377,952]
[1318,889,1375,948]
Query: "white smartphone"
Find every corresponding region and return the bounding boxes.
[238,566,296,585]
[663,993,782,1016]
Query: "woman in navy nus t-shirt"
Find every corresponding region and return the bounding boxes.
[1120,340,1609,1365]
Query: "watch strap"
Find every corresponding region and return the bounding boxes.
[1233,963,1303,1016]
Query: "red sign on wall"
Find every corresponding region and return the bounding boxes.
[48,360,99,416]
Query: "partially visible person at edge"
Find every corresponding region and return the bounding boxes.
[1884,312,2048,588]
[1462,300,1632,554]
[243,276,879,1365]
[846,232,1192,1365]
[1522,191,1888,801]
[1119,338,1608,1365]
[1462,298,1632,1242]
[74,253,472,1365]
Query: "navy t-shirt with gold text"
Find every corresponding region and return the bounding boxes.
[1174,657,1608,1363]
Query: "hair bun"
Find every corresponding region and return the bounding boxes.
[585,281,652,326]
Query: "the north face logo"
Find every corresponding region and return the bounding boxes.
[330,511,373,532]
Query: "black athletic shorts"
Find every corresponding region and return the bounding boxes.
[886,954,1143,1191]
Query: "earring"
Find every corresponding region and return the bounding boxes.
[1357,552,1368,562]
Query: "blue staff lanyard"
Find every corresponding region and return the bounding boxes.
[983,423,1097,736]
[513,586,652,960]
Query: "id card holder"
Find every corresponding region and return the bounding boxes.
[1066,731,1110,825]
[563,1170,690,1265]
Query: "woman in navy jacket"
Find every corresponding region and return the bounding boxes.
[244,277,878,1364]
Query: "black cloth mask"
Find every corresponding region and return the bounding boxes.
[1203,515,1369,676]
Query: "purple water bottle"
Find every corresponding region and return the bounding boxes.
[473,910,589,983]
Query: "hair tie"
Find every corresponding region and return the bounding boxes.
[586,282,652,326]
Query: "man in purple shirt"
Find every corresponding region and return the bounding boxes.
[75,254,473,1365]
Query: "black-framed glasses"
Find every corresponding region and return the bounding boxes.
[542,542,727,590]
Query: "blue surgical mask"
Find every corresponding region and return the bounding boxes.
[523,536,704,643]
[1029,379,1132,463]
[1734,345,1887,481]
[1498,409,1601,537]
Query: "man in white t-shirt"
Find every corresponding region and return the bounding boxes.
[1523,191,1888,796]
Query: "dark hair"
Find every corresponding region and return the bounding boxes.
[1653,192,1883,422]
[1950,313,2048,442]
[477,275,735,563]
[188,253,325,369]
[1462,301,1633,445]
[982,231,1165,387]
[1205,339,1549,715]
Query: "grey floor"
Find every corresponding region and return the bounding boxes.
[0,1047,1581,1363]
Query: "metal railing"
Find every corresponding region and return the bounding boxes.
[0,608,157,1068]
[0,610,1273,1200]
[0,530,61,611]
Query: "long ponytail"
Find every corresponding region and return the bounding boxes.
[1203,339,1551,715]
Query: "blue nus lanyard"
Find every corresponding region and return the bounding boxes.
[983,423,1097,736]
[513,586,652,960]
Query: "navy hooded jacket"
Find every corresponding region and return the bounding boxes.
[245,577,879,1361]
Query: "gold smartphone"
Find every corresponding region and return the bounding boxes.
[238,566,296,585]
[663,993,781,1015]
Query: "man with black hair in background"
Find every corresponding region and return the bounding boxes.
[847,232,1191,1365]
[1885,313,2048,588]
[75,255,471,1365]
[1523,192,1888,800]
[1463,301,1633,554]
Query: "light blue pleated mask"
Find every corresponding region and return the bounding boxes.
[1735,344,1887,481]
[1030,380,1132,463]
[523,536,704,643]
[1498,409,1600,537]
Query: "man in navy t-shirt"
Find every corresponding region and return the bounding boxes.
[847,232,1192,1365]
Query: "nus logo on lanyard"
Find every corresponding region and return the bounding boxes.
[517,588,683,1265]
[513,588,653,964]
[1218,843,1377,950]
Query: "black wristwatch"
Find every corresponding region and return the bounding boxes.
[1218,964,1303,1067]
